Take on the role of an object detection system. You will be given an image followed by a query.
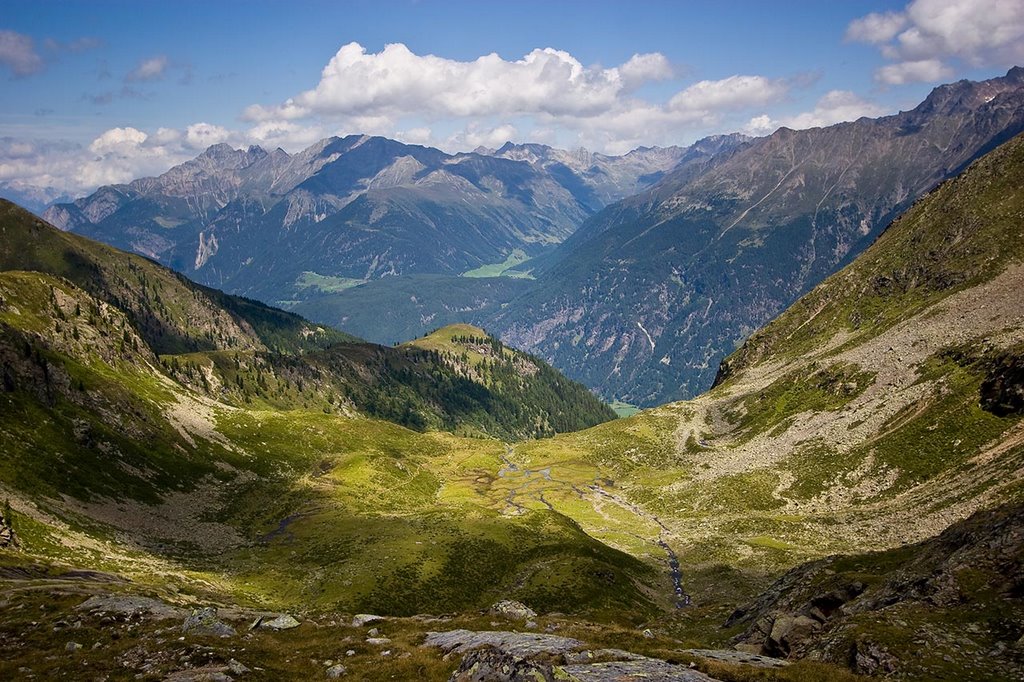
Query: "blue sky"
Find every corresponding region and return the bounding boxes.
[1,0,1022,200]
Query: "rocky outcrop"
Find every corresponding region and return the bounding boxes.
[490,599,537,621]
[0,502,17,548]
[425,629,722,681]
[181,607,236,638]
[727,501,1024,677]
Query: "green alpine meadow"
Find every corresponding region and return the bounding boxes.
[2,3,1024,680]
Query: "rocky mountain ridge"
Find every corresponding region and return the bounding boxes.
[43,135,699,305]
[489,66,1024,406]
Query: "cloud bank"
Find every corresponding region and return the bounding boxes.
[847,0,1024,85]
[242,41,798,153]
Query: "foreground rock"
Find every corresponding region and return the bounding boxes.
[261,614,300,630]
[681,649,788,669]
[77,594,186,619]
[426,629,721,681]
[182,607,236,637]
[425,629,583,657]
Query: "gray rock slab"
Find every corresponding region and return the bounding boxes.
[681,649,789,669]
[76,594,186,619]
[424,629,584,657]
[560,659,719,681]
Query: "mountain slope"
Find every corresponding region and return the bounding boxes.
[0,199,614,440]
[492,67,1024,406]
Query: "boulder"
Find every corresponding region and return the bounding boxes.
[449,647,557,682]
[181,607,236,637]
[326,663,347,678]
[490,600,537,621]
[424,630,583,658]
[352,614,384,627]
[262,614,300,631]
[77,594,185,620]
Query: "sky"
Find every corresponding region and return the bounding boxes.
[1,0,1023,203]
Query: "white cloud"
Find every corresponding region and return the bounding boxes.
[744,90,887,135]
[844,11,908,44]
[88,126,148,154]
[185,122,230,149]
[619,52,675,90]
[446,123,519,150]
[240,42,802,156]
[744,114,776,137]
[669,75,789,112]
[848,0,1024,84]
[875,58,954,85]
[0,30,44,77]
[126,55,169,82]
[395,127,432,145]
[246,42,657,121]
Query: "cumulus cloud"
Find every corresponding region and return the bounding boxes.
[446,123,520,150]
[848,0,1024,84]
[126,55,168,82]
[619,52,675,90]
[669,75,789,112]
[245,42,661,121]
[185,122,231,149]
[241,41,800,155]
[844,11,908,44]
[875,58,954,85]
[0,30,44,77]
[744,90,887,135]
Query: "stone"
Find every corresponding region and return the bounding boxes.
[366,637,392,646]
[164,667,234,682]
[852,639,899,676]
[325,663,347,678]
[65,641,82,652]
[262,614,300,631]
[351,614,383,627]
[367,627,379,636]
[345,650,355,656]
[490,600,537,621]
[77,594,184,620]
[227,659,249,675]
[560,659,718,681]
[424,630,584,658]
[682,649,789,669]
[181,607,236,638]
[642,628,655,639]
[449,647,557,682]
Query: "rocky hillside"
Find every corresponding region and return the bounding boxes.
[491,67,1024,406]
[43,135,695,304]
[726,500,1024,679]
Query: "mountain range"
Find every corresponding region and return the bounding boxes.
[43,135,702,302]
[53,68,1024,409]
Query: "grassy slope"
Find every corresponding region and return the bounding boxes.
[478,134,1024,675]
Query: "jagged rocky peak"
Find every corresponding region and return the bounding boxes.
[913,66,1024,117]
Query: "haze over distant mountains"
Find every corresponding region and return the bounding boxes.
[43,67,1024,406]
